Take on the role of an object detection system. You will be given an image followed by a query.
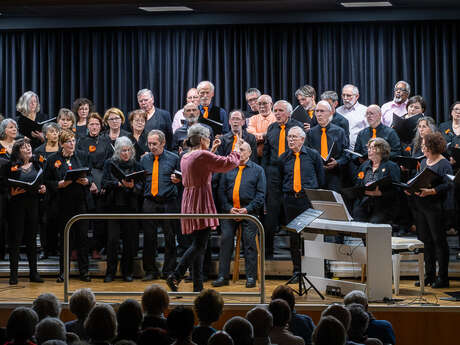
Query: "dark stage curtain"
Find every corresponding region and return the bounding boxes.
[0,21,458,124]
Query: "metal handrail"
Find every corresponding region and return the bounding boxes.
[63,213,265,303]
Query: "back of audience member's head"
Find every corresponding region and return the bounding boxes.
[142,284,169,316]
[365,339,383,345]
[69,288,96,321]
[114,340,137,345]
[245,306,273,337]
[167,306,195,340]
[347,303,369,343]
[344,290,368,310]
[208,331,234,345]
[321,304,351,331]
[35,317,66,345]
[117,299,143,334]
[137,327,171,345]
[42,340,67,345]
[7,307,39,342]
[268,299,291,328]
[223,316,253,345]
[312,316,346,345]
[33,293,61,320]
[193,289,224,326]
[66,332,80,345]
[271,285,296,312]
[84,304,117,343]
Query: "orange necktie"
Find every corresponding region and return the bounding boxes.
[308,109,314,119]
[151,155,159,196]
[293,152,302,193]
[233,166,245,208]
[321,127,328,160]
[203,106,209,119]
[278,125,286,156]
[231,135,237,151]
[372,128,377,139]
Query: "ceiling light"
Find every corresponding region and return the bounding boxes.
[340,2,392,7]
[138,6,194,12]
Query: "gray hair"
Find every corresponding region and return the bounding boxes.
[187,124,210,147]
[42,122,59,137]
[366,104,382,115]
[137,88,153,99]
[288,126,306,139]
[347,304,370,341]
[223,316,254,345]
[69,288,96,320]
[16,91,41,115]
[295,84,316,99]
[113,136,136,162]
[273,100,293,114]
[342,84,359,95]
[32,293,61,321]
[413,116,437,153]
[245,88,261,97]
[343,290,368,308]
[316,100,332,112]
[197,80,215,92]
[395,80,411,94]
[321,90,339,103]
[7,307,39,342]
[147,129,166,143]
[0,118,17,139]
[246,306,273,338]
[35,317,66,345]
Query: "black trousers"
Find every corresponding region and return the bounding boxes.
[142,198,179,275]
[40,197,59,255]
[174,228,211,290]
[58,198,89,277]
[352,197,391,224]
[106,206,137,277]
[283,194,312,273]
[413,197,449,281]
[218,219,258,279]
[8,194,40,278]
[264,165,284,256]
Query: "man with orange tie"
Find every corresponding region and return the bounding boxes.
[212,141,266,288]
[307,101,349,192]
[217,110,257,162]
[278,126,325,277]
[354,104,401,159]
[140,129,181,281]
[262,100,303,258]
[197,80,229,134]
[291,84,318,132]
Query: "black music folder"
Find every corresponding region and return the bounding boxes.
[341,175,392,199]
[392,167,441,193]
[322,142,335,164]
[19,116,56,135]
[8,168,43,191]
[199,117,223,135]
[291,105,315,124]
[391,155,424,170]
[450,146,460,163]
[64,167,89,181]
[284,208,324,234]
[110,163,146,182]
[344,148,368,161]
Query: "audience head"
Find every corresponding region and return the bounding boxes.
[193,288,224,326]
[295,84,316,110]
[69,288,96,321]
[66,332,80,345]
[35,317,66,345]
[321,304,351,331]
[287,126,306,152]
[407,95,426,116]
[147,129,166,156]
[271,285,296,311]
[223,316,253,345]
[142,284,169,316]
[320,91,339,113]
[273,100,292,124]
[341,84,359,109]
[365,104,382,128]
[33,293,61,321]
[268,299,292,328]
[197,81,215,107]
[57,108,76,130]
[450,101,460,121]
[257,95,273,117]
[138,328,170,345]
[72,98,94,123]
[246,306,273,337]
[422,132,446,156]
[17,91,40,115]
[114,341,136,345]
[117,299,143,334]
[84,304,117,343]
[7,307,39,343]
[246,88,262,112]
[167,306,195,340]
[312,315,347,345]
[183,102,200,124]
[228,109,245,134]
[344,290,368,310]
[42,340,67,345]
[0,118,18,140]
[186,123,211,149]
[347,303,369,343]
[208,331,234,345]
[315,100,333,127]
[137,89,155,113]
[393,80,411,104]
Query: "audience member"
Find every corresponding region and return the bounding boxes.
[35,318,66,345]
[167,306,196,345]
[208,331,234,345]
[137,328,171,345]
[223,316,253,345]
[66,332,80,345]
[346,304,371,345]
[246,306,274,345]
[141,284,169,330]
[312,316,347,345]
[84,304,117,345]
[41,341,67,345]
[6,307,39,345]
[32,293,61,321]
[192,289,224,345]
[321,304,357,345]
[268,299,304,345]
[66,288,96,340]
[113,340,136,345]
[114,299,142,343]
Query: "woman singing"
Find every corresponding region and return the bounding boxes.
[72,98,94,138]
[7,138,46,284]
[0,119,18,160]
[16,91,46,149]
[167,124,240,292]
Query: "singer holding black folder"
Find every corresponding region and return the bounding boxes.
[16,91,47,149]
[101,136,144,282]
[407,132,453,288]
[7,138,46,285]
[351,138,400,224]
[44,129,92,282]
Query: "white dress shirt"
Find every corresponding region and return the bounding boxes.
[336,101,368,150]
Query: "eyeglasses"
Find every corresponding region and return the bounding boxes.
[394,87,408,92]
[287,135,301,139]
[133,119,145,123]
[257,102,270,106]
[342,93,355,98]
[247,97,258,103]
[108,118,121,122]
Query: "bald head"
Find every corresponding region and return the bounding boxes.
[246,306,273,337]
